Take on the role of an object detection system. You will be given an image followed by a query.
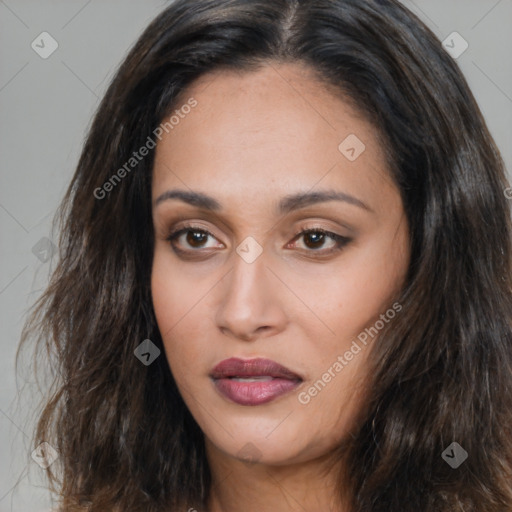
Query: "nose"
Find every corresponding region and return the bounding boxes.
[215,250,288,342]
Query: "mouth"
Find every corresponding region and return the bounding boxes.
[210,357,303,406]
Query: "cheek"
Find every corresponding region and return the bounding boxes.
[150,252,214,377]
[151,250,202,333]
[151,256,191,360]
[297,243,406,340]
[151,262,178,335]
[338,229,408,319]
[332,267,395,330]
[293,231,408,376]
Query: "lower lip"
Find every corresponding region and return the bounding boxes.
[212,377,301,406]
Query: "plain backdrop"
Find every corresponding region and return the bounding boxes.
[1,1,511,510]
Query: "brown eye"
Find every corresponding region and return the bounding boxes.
[303,231,327,249]
[290,228,351,255]
[185,230,209,247]
[166,227,222,253]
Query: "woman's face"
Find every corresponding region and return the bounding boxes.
[151,62,409,467]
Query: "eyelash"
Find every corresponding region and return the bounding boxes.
[165,223,351,257]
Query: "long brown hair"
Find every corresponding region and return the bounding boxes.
[17,0,512,510]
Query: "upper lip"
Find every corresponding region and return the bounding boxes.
[211,357,303,380]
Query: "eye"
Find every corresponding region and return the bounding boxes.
[166,225,222,253]
[165,224,351,258]
[288,228,351,255]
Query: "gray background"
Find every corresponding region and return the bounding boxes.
[1,1,511,510]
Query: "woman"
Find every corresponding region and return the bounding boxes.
[18,0,512,510]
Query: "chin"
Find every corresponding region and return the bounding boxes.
[205,422,321,466]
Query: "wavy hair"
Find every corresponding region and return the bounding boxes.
[17,0,512,510]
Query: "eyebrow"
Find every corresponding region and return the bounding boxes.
[153,189,373,214]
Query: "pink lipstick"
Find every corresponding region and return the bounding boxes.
[210,357,303,406]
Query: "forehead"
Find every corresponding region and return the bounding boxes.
[152,62,393,211]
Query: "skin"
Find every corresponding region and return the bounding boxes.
[150,62,410,512]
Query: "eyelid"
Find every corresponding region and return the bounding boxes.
[166,217,222,239]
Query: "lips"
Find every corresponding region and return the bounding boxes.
[210,357,303,406]
[211,357,302,380]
